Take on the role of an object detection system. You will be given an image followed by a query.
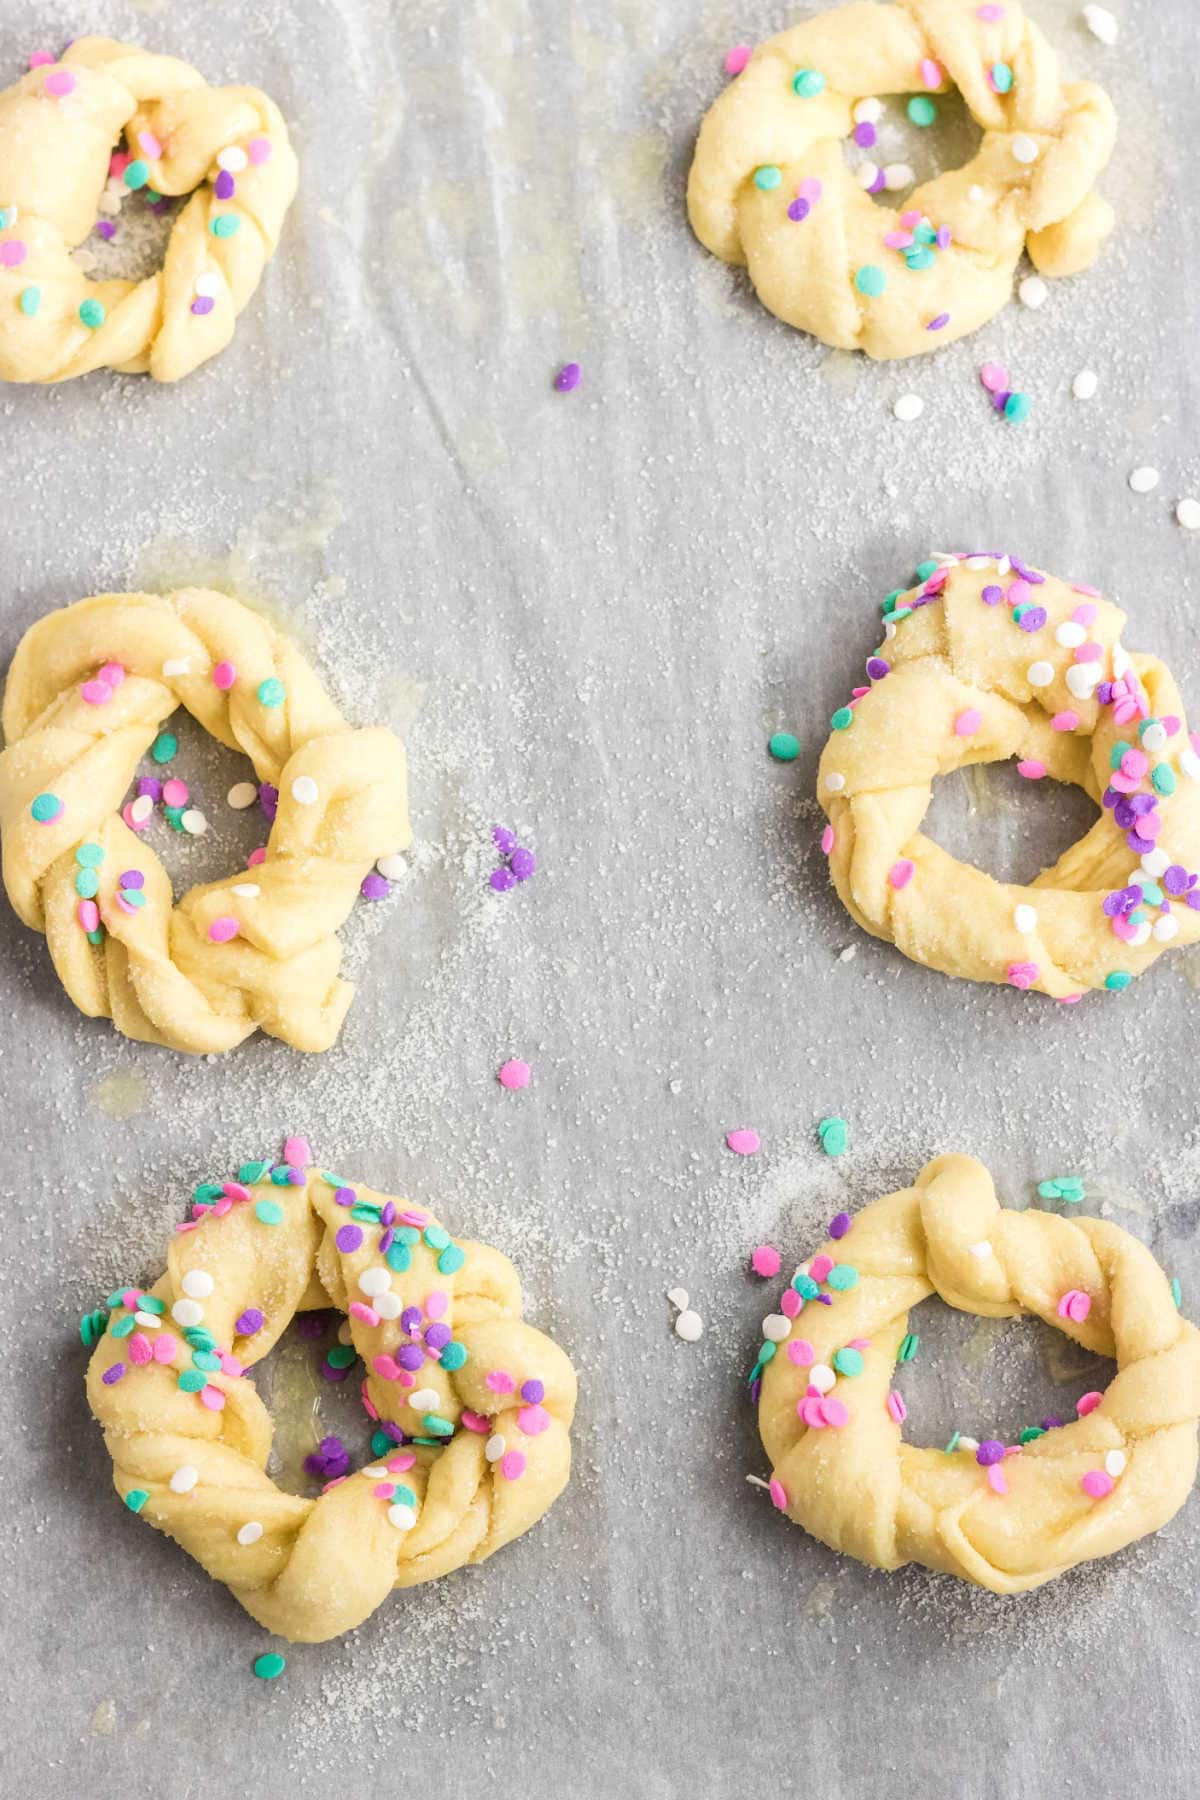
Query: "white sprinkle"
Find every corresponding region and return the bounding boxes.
[217,145,249,172]
[853,97,883,124]
[666,1286,690,1311]
[231,883,260,898]
[1141,721,1168,752]
[374,1291,403,1319]
[485,1433,506,1462]
[893,393,924,423]
[291,775,319,806]
[236,1521,264,1545]
[825,772,846,793]
[1181,748,1200,781]
[130,794,154,825]
[1153,915,1179,943]
[1072,369,1098,401]
[1105,1448,1127,1477]
[162,657,191,678]
[169,1465,199,1494]
[1018,275,1048,309]
[675,1309,704,1342]
[967,1241,992,1259]
[1026,661,1054,687]
[997,556,1012,576]
[180,808,207,835]
[171,1297,204,1327]
[133,1310,162,1328]
[761,1314,791,1343]
[359,1267,391,1297]
[227,781,258,809]
[376,851,407,880]
[809,1363,836,1394]
[408,1387,440,1411]
[1112,643,1130,678]
[1011,135,1039,165]
[195,272,220,298]
[1083,5,1119,46]
[965,556,992,570]
[958,1435,980,1452]
[883,162,914,191]
[967,183,985,204]
[96,190,121,215]
[1141,849,1170,878]
[856,160,881,191]
[1056,621,1087,648]
[838,944,857,963]
[387,1503,417,1531]
[360,1464,390,1480]
[1127,921,1152,948]
[1128,466,1160,495]
[1066,661,1103,699]
[1014,904,1038,935]
[181,1269,214,1299]
[1176,498,1200,531]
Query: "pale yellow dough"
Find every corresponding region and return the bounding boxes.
[760,1155,1200,1592]
[687,0,1116,359]
[0,36,298,382]
[86,1170,577,1643]
[0,589,410,1054]
[818,555,1200,998]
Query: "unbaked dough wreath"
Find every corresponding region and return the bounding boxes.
[0,589,410,1054]
[753,1154,1200,1592]
[817,552,1200,999]
[687,0,1116,358]
[0,36,298,383]
[83,1158,576,1643]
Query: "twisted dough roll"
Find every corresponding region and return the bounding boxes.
[0,589,410,1053]
[0,36,298,382]
[758,1155,1200,1592]
[818,554,1200,998]
[85,1168,576,1642]
[688,1,1116,358]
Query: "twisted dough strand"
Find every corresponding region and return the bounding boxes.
[0,589,410,1053]
[0,36,298,382]
[86,1169,576,1643]
[687,1,1116,358]
[759,1155,1200,1591]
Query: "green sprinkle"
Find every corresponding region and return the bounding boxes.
[438,1245,466,1275]
[183,1327,216,1350]
[1152,765,1176,796]
[854,264,886,298]
[151,732,177,763]
[913,223,937,247]
[145,189,161,204]
[87,926,105,945]
[211,214,241,237]
[30,792,62,822]
[1038,1176,1086,1203]
[944,1431,961,1454]
[19,285,41,316]
[833,1346,864,1377]
[753,164,782,191]
[424,1225,450,1251]
[914,561,939,582]
[1109,741,1131,770]
[370,1429,393,1457]
[392,1483,417,1508]
[253,1653,286,1682]
[255,1199,284,1225]
[1105,970,1132,991]
[411,1437,445,1448]
[791,68,825,98]
[178,1369,206,1392]
[194,1182,224,1203]
[769,732,800,762]
[421,1413,454,1438]
[76,842,105,867]
[817,1115,848,1157]
[320,1171,352,1188]
[106,1289,128,1307]
[905,247,936,271]
[991,62,1013,94]
[439,1341,468,1371]
[124,159,150,190]
[1004,392,1032,423]
[890,606,913,623]
[240,1160,273,1183]
[897,1332,919,1363]
[270,1165,294,1186]
[907,95,937,126]
[79,297,106,329]
[793,1272,819,1301]
[164,805,186,831]
[109,1314,135,1339]
[1018,1426,1046,1444]
[75,868,99,898]
[755,1340,778,1369]
[882,591,903,613]
[827,1264,858,1292]
[257,677,285,708]
[351,1201,383,1220]
[120,887,147,909]
[385,1242,412,1273]
[1171,1277,1182,1310]
[79,1308,110,1347]
[124,1489,149,1514]
[191,1349,221,1372]
[326,1344,357,1370]
[139,1295,166,1315]
[830,705,854,731]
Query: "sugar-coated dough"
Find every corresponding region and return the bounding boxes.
[687,1,1116,359]
[0,36,298,382]
[758,1155,1200,1592]
[85,1166,576,1642]
[817,553,1200,998]
[0,589,410,1054]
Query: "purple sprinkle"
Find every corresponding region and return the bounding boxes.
[285,1165,306,1185]
[1113,801,1136,830]
[926,313,950,331]
[334,1186,356,1207]
[1164,865,1190,895]
[361,872,390,900]
[829,1211,852,1240]
[521,1378,545,1404]
[992,390,1011,413]
[119,869,145,889]
[379,1227,395,1254]
[397,1343,425,1371]
[137,776,162,801]
[1041,1416,1063,1431]
[191,296,215,317]
[936,225,952,250]
[1129,795,1156,816]
[380,1421,406,1444]
[321,1361,350,1383]
[510,846,536,880]
[1101,787,1119,810]
[1188,891,1200,911]
[425,1323,452,1352]
[95,219,117,240]
[865,657,890,681]
[102,1363,126,1385]
[259,783,278,823]
[976,1439,1006,1466]
[1101,891,1126,918]
[554,362,581,393]
[749,1376,762,1405]
[1017,607,1047,633]
[215,170,236,201]
[236,1307,264,1335]
[400,1307,422,1334]
[493,827,518,855]
[1011,561,1045,585]
[853,122,877,148]
[381,1202,396,1226]
[297,1312,329,1339]
[981,585,1003,606]
[816,1292,833,1306]
[787,197,811,222]
[335,1224,363,1253]
[490,866,517,892]
[1127,832,1155,855]
[1096,682,1114,706]
[868,170,886,194]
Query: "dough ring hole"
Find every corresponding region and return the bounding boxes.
[924,759,1100,887]
[841,84,982,207]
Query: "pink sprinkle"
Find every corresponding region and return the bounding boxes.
[1051,710,1079,732]
[1077,1390,1104,1416]
[212,660,236,690]
[486,1369,516,1393]
[977,4,1006,18]
[98,662,125,687]
[787,1339,815,1366]
[373,1353,401,1380]
[138,130,162,158]
[109,152,132,179]
[724,44,752,76]
[810,1253,833,1282]
[798,177,823,203]
[248,137,273,164]
[350,1301,380,1326]
[1120,748,1149,780]
[498,1058,531,1090]
[44,68,76,97]
[987,1465,1008,1494]
[751,1244,781,1278]
[1057,1288,1092,1323]
[820,824,835,855]
[1075,641,1103,664]
[800,1396,826,1429]
[0,240,27,267]
[212,1197,233,1217]
[886,1392,907,1424]
[361,1386,380,1418]
[780,1288,801,1318]
[518,1403,551,1435]
[920,58,942,89]
[819,1395,849,1428]
[849,1337,870,1350]
[899,209,921,229]
[889,858,915,890]
[1017,760,1046,780]
[284,1135,311,1166]
[425,1290,449,1320]
[162,778,188,807]
[247,846,267,866]
[80,679,112,704]
[460,1410,490,1433]
[222,1181,252,1202]
[884,231,914,251]
[955,709,982,736]
[499,1450,527,1481]
[208,916,240,944]
[322,1476,348,1493]
[1113,697,1140,726]
[372,1480,395,1499]
[221,1352,244,1377]
[1081,1469,1114,1499]
[1007,579,1032,607]
[128,1332,152,1365]
[78,899,100,932]
[726,1129,760,1156]
[152,1334,178,1364]
[398,1208,428,1226]
[28,50,54,67]
[768,1476,788,1509]
[1007,961,1039,989]
[980,362,1009,393]
[123,802,149,833]
[387,1451,417,1472]
[200,1384,226,1411]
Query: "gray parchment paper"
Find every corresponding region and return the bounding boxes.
[1,2,1197,1796]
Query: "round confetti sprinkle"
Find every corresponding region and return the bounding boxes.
[1017,275,1047,309]
[768,731,800,762]
[907,96,937,127]
[1129,466,1160,495]
[753,164,782,191]
[253,1653,286,1681]
[1177,498,1200,531]
[750,1245,781,1278]
[724,46,752,76]
[892,393,923,423]
[817,1116,848,1157]
[854,265,886,298]
[725,1128,760,1156]
[1072,369,1098,401]
[791,68,825,98]
[498,1058,531,1090]
[257,678,285,708]
[291,775,319,806]
[79,298,106,329]
[555,361,581,392]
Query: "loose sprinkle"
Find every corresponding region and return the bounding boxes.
[1073,369,1098,401]
[554,361,581,392]
[817,1116,848,1157]
[1128,466,1160,495]
[1082,5,1118,45]
[253,1653,286,1681]
[726,1128,760,1156]
[768,731,800,761]
[751,1245,781,1278]
[724,46,752,76]
[497,1058,531,1090]
[907,96,937,127]
[893,394,924,423]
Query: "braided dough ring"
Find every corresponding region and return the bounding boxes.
[0,36,298,383]
[0,589,410,1054]
[688,1,1116,358]
[756,1154,1200,1592]
[84,1163,576,1643]
[817,553,1200,999]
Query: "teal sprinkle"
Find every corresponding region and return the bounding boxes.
[394,1225,420,1246]
[191,1349,221,1372]
[1109,741,1131,770]
[139,1295,165,1315]
[1152,765,1176,796]
[385,1243,412,1273]
[123,159,150,190]
[30,792,62,822]
[184,1327,217,1351]
[19,285,40,316]
[1105,970,1133,991]
[890,606,913,623]
[897,1332,919,1364]
[1172,1278,1182,1310]
[1004,392,1032,423]
[152,736,177,770]
[421,1414,455,1438]
[211,214,241,237]
[854,264,886,298]
[833,1347,864,1377]
[438,1244,466,1275]
[194,1182,224,1203]
[1129,908,1148,928]
[411,1437,445,1448]
[351,1202,383,1221]
[106,1289,128,1307]
[79,297,105,329]
[1038,1177,1086,1203]
[76,843,105,868]
[944,1431,961,1454]
[913,223,937,247]
[320,1171,352,1188]
[439,1341,468,1371]
[907,95,937,126]
[830,705,854,731]
[74,868,99,898]
[270,1165,294,1186]
[827,1264,858,1292]
[257,677,285,708]
[256,1199,284,1225]
[1011,604,1031,624]
[914,562,940,582]
[392,1483,417,1508]
[905,247,935,271]
[164,805,185,831]
[124,1489,149,1513]
[793,1272,820,1301]
[239,1160,273,1184]
[79,1308,110,1347]
[1140,883,1164,907]
[424,1225,450,1251]
[370,1429,394,1457]
[991,61,1013,94]
[87,927,105,945]
[817,1115,848,1157]
[753,164,782,191]
[109,1315,135,1339]
[120,887,147,909]
[178,1369,206,1392]
[791,68,825,98]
